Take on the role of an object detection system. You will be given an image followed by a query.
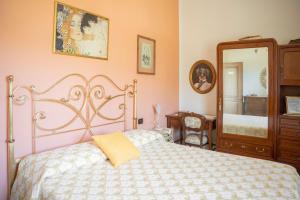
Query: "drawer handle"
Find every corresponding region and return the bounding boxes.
[225,142,233,148]
[256,147,265,153]
[241,145,246,149]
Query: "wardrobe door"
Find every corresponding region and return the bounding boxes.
[217,39,278,160]
[280,45,300,86]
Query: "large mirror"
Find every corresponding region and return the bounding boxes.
[222,47,269,138]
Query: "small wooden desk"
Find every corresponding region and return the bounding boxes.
[166,112,216,150]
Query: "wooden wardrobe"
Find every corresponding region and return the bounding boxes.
[216,39,278,160]
[217,39,300,170]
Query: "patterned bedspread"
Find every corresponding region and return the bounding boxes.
[11,130,300,200]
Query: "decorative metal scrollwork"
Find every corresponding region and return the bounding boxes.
[33,111,47,121]
[119,104,125,110]
[12,86,33,106]
[60,85,85,103]
[13,95,28,105]
[126,85,135,98]
[90,85,105,100]
[12,74,136,137]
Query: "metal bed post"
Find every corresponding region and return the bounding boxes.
[7,75,16,199]
[133,79,137,129]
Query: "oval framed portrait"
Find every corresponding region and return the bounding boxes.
[189,60,216,94]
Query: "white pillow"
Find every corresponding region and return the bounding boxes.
[11,142,106,200]
[124,129,165,147]
[21,142,106,173]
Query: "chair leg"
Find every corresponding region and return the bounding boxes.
[199,133,203,147]
[182,131,186,145]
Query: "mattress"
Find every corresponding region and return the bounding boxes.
[12,130,300,200]
[223,113,268,138]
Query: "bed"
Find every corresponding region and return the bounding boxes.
[11,130,300,200]
[223,113,268,138]
[6,74,300,200]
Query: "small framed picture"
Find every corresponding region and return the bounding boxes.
[189,60,216,94]
[53,1,109,60]
[286,96,300,115]
[137,35,156,75]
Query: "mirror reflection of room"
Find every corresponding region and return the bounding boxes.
[222,47,269,138]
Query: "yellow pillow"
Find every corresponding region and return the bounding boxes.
[92,132,140,167]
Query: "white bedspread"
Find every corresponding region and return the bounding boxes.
[223,113,268,138]
[12,130,300,200]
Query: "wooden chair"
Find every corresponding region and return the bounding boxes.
[181,112,207,148]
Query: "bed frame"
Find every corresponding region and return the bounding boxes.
[6,74,137,198]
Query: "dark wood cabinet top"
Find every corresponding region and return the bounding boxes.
[166,112,216,122]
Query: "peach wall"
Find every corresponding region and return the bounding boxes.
[0,0,179,198]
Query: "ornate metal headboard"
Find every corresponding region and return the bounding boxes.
[6,74,137,197]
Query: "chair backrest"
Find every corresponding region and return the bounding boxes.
[181,112,206,132]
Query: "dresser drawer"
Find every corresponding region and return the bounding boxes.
[277,150,300,163]
[220,140,272,158]
[277,139,300,169]
[277,138,300,152]
[244,143,272,157]
[280,127,300,137]
[280,118,300,129]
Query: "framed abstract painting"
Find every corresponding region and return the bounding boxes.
[137,35,156,75]
[53,1,109,59]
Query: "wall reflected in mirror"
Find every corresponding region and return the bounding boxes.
[222,47,268,138]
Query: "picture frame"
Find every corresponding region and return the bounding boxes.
[137,35,156,75]
[286,96,300,115]
[189,60,216,94]
[53,1,109,60]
